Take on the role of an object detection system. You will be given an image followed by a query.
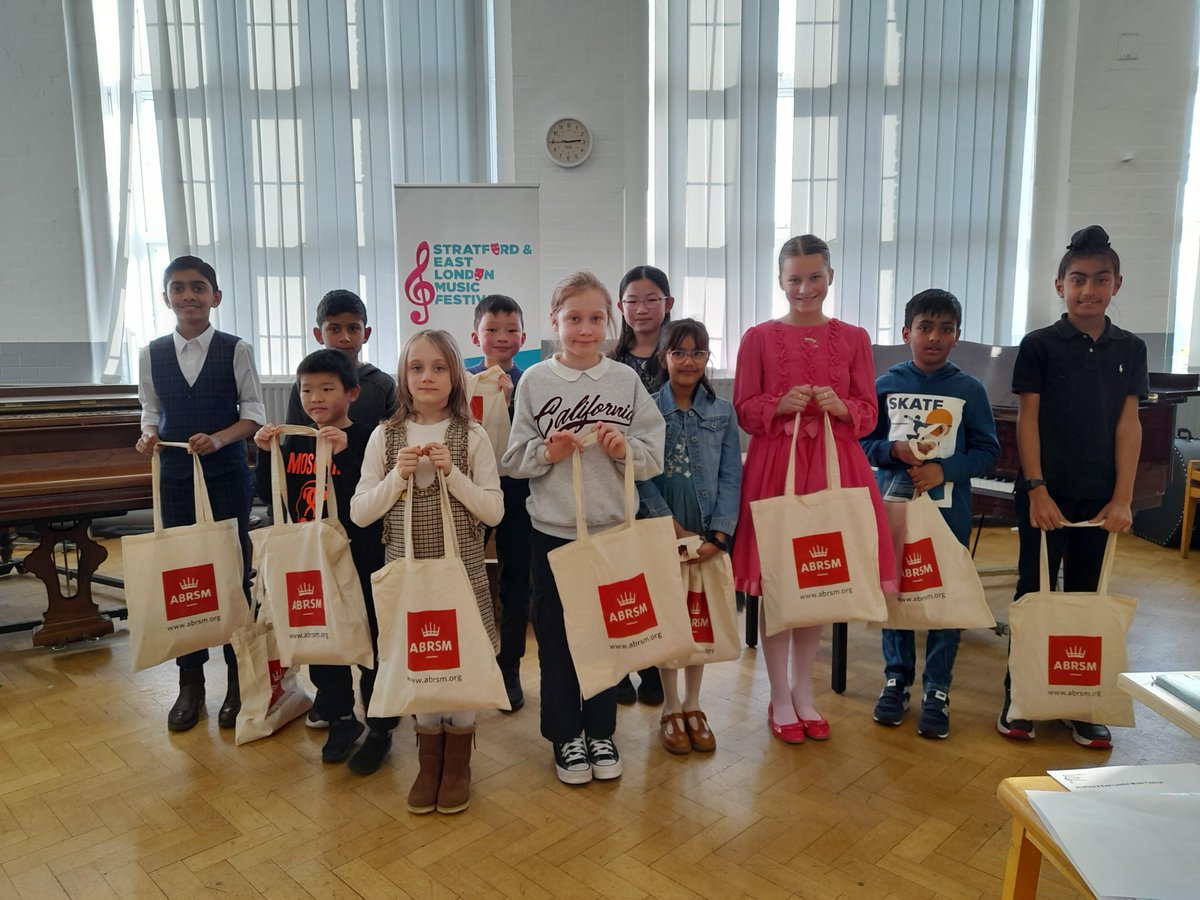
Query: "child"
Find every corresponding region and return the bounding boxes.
[253,349,398,772]
[636,319,741,754]
[861,290,1000,739]
[135,255,265,732]
[733,235,896,744]
[610,265,675,704]
[998,225,1147,749]
[503,271,665,785]
[468,294,533,711]
[351,330,502,813]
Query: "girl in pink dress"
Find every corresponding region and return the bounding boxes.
[733,235,897,744]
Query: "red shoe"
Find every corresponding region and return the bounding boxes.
[800,718,830,741]
[768,703,805,744]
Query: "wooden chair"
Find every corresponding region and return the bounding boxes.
[1183,460,1200,559]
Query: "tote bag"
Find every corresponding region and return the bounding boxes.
[882,495,996,630]
[750,414,887,634]
[253,426,373,668]
[229,605,312,745]
[660,553,742,669]
[466,365,511,454]
[368,472,509,717]
[122,443,251,671]
[1008,528,1137,726]
[548,450,695,699]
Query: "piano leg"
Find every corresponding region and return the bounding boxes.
[743,593,758,648]
[831,622,847,694]
[21,519,115,647]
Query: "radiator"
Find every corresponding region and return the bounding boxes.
[261,379,294,425]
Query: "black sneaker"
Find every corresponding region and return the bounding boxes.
[615,675,636,705]
[636,668,664,706]
[306,707,329,729]
[347,729,392,775]
[1063,720,1112,749]
[554,735,593,784]
[585,735,622,780]
[321,718,364,763]
[996,693,1035,741]
[917,690,950,739]
[872,678,910,726]
[502,669,524,713]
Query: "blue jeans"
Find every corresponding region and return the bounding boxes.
[881,628,961,695]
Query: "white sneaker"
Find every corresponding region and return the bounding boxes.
[586,735,622,780]
[554,735,592,784]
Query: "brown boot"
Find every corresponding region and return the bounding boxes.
[407,725,444,814]
[168,668,205,732]
[218,663,241,728]
[437,724,475,814]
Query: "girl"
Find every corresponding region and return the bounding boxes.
[350,329,503,813]
[636,319,742,754]
[503,271,665,785]
[733,235,897,744]
[610,264,675,704]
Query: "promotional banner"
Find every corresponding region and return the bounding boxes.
[395,184,541,369]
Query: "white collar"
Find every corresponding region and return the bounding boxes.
[547,354,611,382]
[173,324,215,352]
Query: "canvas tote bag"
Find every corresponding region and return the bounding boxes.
[368,471,509,717]
[122,443,251,670]
[1008,527,1137,726]
[750,414,887,634]
[660,553,742,669]
[229,603,312,745]
[548,449,695,699]
[466,365,511,453]
[882,495,996,630]
[254,425,373,667]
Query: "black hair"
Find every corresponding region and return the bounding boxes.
[904,289,962,330]
[1057,225,1121,280]
[660,318,716,401]
[163,255,219,292]
[473,293,524,329]
[777,234,831,274]
[315,289,369,326]
[295,348,359,391]
[612,265,672,386]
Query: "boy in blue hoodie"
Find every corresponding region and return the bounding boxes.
[861,290,1000,738]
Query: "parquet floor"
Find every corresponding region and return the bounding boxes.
[1,525,1198,899]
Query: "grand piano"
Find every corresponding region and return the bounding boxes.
[0,385,151,646]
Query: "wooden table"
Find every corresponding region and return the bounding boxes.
[1118,671,1200,739]
[996,776,1095,900]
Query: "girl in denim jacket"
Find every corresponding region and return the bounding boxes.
[637,319,742,754]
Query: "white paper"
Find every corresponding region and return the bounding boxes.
[1027,789,1200,899]
[1048,763,1200,793]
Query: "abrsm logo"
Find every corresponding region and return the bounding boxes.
[900,538,942,592]
[286,570,326,628]
[1048,635,1102,686]
[407,609,461,671]
[470,394,484,422]
[687,590,714,644]
[598,573,658,639]
[791,532,850,589]
[163,564,219,620]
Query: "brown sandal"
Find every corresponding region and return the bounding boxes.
[659,712,692,754]
[682,709,716,752]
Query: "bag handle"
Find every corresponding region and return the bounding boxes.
[151,442,213,532]
[267,425,338,525]
[784,412,841,497]
[1037,523,1118,594]
[570,440,638,544]
[402,469,460,561]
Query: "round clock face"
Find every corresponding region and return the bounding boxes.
[545,117,593,168]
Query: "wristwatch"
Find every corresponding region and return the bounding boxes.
[1024,477,1047,491]
[706,531,730,553]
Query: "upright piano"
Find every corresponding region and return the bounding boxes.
[0,385,151,645]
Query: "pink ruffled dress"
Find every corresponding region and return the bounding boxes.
[732,318,898,597]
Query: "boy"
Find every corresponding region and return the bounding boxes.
[998,225,1146,749]
[136,255,265,732]
[862,289,1000,739]
[467,294,532,710]
[254,349,398,774]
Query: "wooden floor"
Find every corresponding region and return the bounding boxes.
[1,526,1198,899]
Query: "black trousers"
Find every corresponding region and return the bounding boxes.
[492,479,533,675]
[530,529,617,743]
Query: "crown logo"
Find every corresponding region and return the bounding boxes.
[808,545,829,560]
[178,576,200,591]
[297,582,316,597]
[421,622,441,639]
[616,592,640,608]
[1064,645,1088,660]
[904,552,923,567]
[689,597,704,616]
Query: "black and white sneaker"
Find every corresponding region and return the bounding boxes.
[1063,720,1112,749]
[917,690,950,739]
[872,678,910,726]
[306,706,329,729]
[554,735,593,784]
[585,735,622,780]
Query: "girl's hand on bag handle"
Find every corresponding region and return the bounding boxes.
[423,442,452,475]
[1093,499,1133,533]
[317,426,348,455]
[135,430,160,456]
[396,445,423,479]
[1028,486,1067,530]
[253,424,279,451]
[593,422,627,460]
[544,430,581,463]
[908,462,944,492]
[692,540,722,564]
[776,384,812,416]
[812,385,850,421]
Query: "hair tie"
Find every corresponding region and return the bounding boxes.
[1067,224,1111,251]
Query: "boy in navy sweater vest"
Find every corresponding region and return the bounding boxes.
[136,256,265,732]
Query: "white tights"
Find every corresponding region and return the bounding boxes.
[415,710,477,729]
[760,624,822,723]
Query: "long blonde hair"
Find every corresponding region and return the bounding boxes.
[549,271,615,339]
[390,329,471,425]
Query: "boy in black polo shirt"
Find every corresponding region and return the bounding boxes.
[998,225,1148,749]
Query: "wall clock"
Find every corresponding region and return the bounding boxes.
[545,117,593,168]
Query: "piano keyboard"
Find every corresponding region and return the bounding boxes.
[971,476,1015,499]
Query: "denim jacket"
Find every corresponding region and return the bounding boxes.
[636,385,742,537]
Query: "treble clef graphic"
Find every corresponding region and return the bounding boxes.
[404,240,436,325]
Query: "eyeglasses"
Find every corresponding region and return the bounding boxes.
[619,297,665,308]
[666,349,711,363]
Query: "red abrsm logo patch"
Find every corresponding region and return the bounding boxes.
[408,609,460,671]
[687,590,714,644]
[598,573,658,639]
[286,570,326,627]
[163,563,219,620]
[1048,635,1102,686]
[267,658,286,708]
[900,538,942,592]
[792,532,850,589]
[470,395,485,422]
